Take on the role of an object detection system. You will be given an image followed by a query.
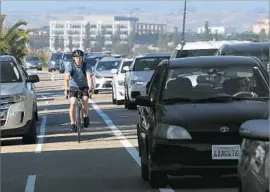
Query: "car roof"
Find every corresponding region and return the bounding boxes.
[222,42,270,51]
[136,52,171,58]
[0,55,16,62]
[99,57,122,61]
[175,40,252,50]
[168,56,261,68]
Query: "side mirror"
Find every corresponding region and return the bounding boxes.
[239,119,269,141]
[136,95,151,107]
[146,81,151,94]
[122,66,130,72]
[111,68,117,74]
[27,74,40,83]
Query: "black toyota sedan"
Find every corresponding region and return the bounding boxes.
[135,56,269,188]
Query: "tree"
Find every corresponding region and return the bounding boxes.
[59,36,64,51]
[83,22,91,51]
[54,35,60,51]
[0,14,32,62]
[68,35,73,52]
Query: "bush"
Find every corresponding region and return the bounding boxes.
[26,50,51,67]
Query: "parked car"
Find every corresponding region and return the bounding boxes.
[48,52,63,72]
[170,40,251,59]
[0,55,40,144]
[59,52,72,73]
[124,52,170,109]
[237,119,269,192]
[92,57,121,94]
[22,55,43,71]
[215,42,270,75]
[111,58,133,105]
[135,56,269,188]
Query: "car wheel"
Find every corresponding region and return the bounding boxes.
[22,116,37,144]
[124,95,128,108]
[148,154,167,188]
[94,90,99,94]
[35,106,39,121]
[48,68,52,72]
[112,88,116,104]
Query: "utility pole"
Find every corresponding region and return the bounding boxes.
[181,0,187,50]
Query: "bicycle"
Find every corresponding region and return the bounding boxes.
[66,89,84,143]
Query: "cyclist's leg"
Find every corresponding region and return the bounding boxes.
[82,89,90,128]
[69,90,77,132]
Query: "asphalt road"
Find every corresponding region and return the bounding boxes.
[1,70,238,192]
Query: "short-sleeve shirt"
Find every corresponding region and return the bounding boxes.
[65,62,92,88]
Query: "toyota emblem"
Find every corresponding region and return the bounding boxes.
[219,126,229,133]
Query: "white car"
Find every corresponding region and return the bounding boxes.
[92,57,121,94]
[0,55,40,144]
[111,58,133,105]
[124,52,170,109]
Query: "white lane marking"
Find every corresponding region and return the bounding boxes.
[25,175,36,192]
[89,99,175,192]
[35,112,47,153]
[50,73,55,81]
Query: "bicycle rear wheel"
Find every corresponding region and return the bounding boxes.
[76,105,81,143]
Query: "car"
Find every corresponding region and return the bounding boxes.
[0,55,40,144]
[237,119,269,192]
[111,58,133,105]
[170,40,251,59]
[22,55,43,71]
[215,42,270,74]
[92,57,121,94]
[59,52,72,73]
[84,53,104,72]
[124,52,170,109]
[135,56,269,188]
[48,52,63,72]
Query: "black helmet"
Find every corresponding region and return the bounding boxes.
[72,49,84,57]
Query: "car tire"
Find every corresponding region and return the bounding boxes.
[148,154,167,188]
[22,116,37,144]
[127,97,137,110]
[48,68,52,72]
[112,88,116,104]
[124,95,127,108]
[35,108,39,121]
[94,90,99,94]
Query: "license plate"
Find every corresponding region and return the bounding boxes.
[212,145,240,160]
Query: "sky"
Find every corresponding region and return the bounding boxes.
[1,1,269,13]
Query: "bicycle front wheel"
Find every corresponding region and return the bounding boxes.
[76,105,81,143]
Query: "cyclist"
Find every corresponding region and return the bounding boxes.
[64,49,93,132]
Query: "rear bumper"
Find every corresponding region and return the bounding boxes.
[151,140,239,176]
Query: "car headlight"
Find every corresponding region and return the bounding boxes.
[8,93,27,103]
[117,80,124,86]
[51,61,55,64]
[131,80,144,85]
[154,124,192,140]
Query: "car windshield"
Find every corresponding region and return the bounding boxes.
[26,56,40,61]
[0,61,22,83]
[85,57,99,67]
[120,61,133,73]
[176,49,218,58]
[163,65,269,103]
[51,54,62,60]
[96,60,121,71]
[133,57,169,71]
[63,54,72,60]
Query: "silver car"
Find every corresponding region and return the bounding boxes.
[92,57,121,94]
[22,55,43,71]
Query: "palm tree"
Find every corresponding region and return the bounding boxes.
[0,14,32,62]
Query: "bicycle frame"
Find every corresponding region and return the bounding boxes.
[75,96,84,143]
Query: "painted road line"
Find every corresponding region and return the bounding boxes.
[25,175,36,192]
[89,99,175,192]
[35,111,47,153]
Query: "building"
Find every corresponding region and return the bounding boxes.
[252,19,269,35]
[49,14,167,51]
[197,26,236,35]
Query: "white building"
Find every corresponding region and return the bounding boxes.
[49,14,167,51]
[197,26,236,35]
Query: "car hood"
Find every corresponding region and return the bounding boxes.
[131,70,155,82]
[26,60,41,65]
[0,83,24,96]
[95,70,114,78]
[160,101,269,125]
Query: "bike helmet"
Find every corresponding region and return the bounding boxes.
[72,49,84,57]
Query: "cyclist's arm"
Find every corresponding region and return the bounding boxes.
[86,63,93,89]
[65,63,72,90]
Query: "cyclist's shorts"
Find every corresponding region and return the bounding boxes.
[69,86,89,98]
